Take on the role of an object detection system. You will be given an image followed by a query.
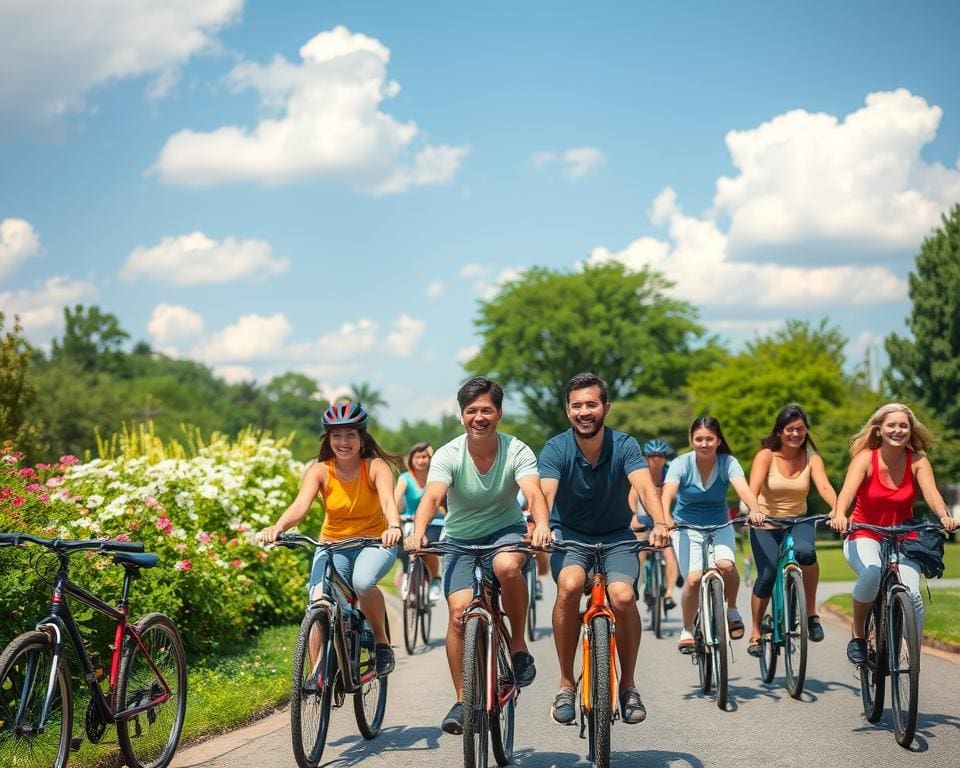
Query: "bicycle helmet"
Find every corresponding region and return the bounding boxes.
[322,401,368,431]
[642,438,674,458]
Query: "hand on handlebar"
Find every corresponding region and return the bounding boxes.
[747,509,766,527]
[381,527,403,547]
[650,523,672,548]
[529,524,554,550]
[828,514,849,534]
[259,525,283,545]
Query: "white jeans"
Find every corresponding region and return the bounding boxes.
[843,536,924,633]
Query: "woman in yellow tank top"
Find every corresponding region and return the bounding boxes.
[745,405,837,657]
[261,402,403,674]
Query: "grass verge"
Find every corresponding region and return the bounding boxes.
[824,588,960,647]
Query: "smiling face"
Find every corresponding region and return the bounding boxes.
[879,410,911,448]
[461,393,502,438]
[779,417,808,450]
[565,385,610,439]
[410,448,431,472]
[328,427,361,461]
[691,426,720,457]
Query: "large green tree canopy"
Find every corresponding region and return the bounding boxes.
[466,263,717,435]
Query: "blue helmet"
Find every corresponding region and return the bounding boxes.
[642,438,674,458]
[322,401,368,431]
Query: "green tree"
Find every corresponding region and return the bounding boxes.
[0,313,40,450]
[605,394,695,452]
[688,319,850,459]
[885,204,960,431]
[347,382,387,419]
[466,263,717,435]
[264,372,329,459]
[50,305,130,373]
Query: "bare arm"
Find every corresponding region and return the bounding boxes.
[660,481,678,528]
[830,451,871,533]
[628,467,670,546]
[393,475,408,515]
[370,459,402,546]
[808,454,838,509]
[518,474,552,548]
[260,462,325,542]
[914,456,960,532]
[407,480,448,551]
[748,449,772,498]
[730,474,764,524]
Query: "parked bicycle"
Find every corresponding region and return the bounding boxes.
[400,516,433,654]
[272,534,392,768]
[845,522,943,748]
[550,539,658,768]
[756,514,827,698]
[674,519,745,711]
[419,540,530,768]
[0,533,187,768]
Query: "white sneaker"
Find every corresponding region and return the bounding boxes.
[400,574,409,600]
[677,628,695,654]
[428,578,442,604]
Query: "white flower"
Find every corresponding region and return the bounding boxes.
[86,495,104,508]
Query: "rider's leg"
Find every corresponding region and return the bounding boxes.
[553,564,588,689]
[844,536,883,638]
[792,522,820,617]
[608,581,642,690]
[352,546,399,644]
[664,548,680,601]
[748,527,779,640]
[492,551,530,655]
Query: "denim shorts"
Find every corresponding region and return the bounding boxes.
[309,543,397,600]
[442,524,526,596]
[549,525,640,586]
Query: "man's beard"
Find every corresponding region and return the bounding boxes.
[573,417,604,439]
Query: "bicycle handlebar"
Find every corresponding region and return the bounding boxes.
[759,514,829,529]
[417,540,531,559]
[0,532,146,554]
[845,522,946,538]
[673,517,750,533]
[549,539,664,555]
[273,533,385,550]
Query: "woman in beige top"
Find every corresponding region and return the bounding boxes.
[746,405,837,657]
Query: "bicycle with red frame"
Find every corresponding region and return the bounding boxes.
[419,540,531,768]
[549,538,661,768]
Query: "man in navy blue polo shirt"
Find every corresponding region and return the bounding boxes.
[540,372,669,726]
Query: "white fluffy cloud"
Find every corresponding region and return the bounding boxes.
[456,344,480,364]
[0,0,241,131]
[532,147,606,179]
[286,320,380,362]
[385,314,425,357]
[0,218,41,281]
[0,276,99,341]
[121,231,289,284]
[715,89,960,255]
[214,365,255,384]
[426,280,445,299]
[147,304,205,348]
[190,313,293,362]
[153,25,469,192]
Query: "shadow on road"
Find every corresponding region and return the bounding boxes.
[512,747,704,767]
[322,725,443,766]
[851,709,960,754]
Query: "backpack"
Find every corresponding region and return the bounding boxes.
[901,527,946,579]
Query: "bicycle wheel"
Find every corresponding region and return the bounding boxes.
[489,631,515,766]
[860,598,886,723]
[0,631,72,768]
[354,612,389,739]
[783,569,808,699]
[525,561,537,642]
[650,555,663,639]
[404,559,423,654]
[759,610,777,684]
[889,591,920,748]
[462,618,489,768]
[708,579,728,710]
[695,612,712,695]
[116,613,187,768]
[290,608,335,768]
[419,566,433,646]
[589,616,612,768]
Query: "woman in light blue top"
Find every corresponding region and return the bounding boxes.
[661,416,764,652]
[394,442,445,602]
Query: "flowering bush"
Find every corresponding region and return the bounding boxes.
[0,430,319,654]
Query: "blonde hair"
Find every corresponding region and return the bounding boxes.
[849,402,935,457]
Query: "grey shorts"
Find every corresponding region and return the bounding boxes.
[442,524,527,596]
[550,526,640,586]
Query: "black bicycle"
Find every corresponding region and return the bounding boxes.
[272,534,392,768]
[0,533,187,768]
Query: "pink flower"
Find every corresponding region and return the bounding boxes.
[45,476,64,488]
[12,496,24,507]
[128,520,141,531]
[174,560,192,572]
[59,455,79,466]
[155,515,173,535]
[0,487,12,499]
[230,559,242,568]
[35,463,49,471]
[196,531,212,544]
[175,542,188,553]
[18,468,36,478]
[26,483,42,492]
[144,497,159,509]
[115,534,131,542]
[38,493,49,503]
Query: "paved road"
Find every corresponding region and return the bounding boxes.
[176,578,960,768]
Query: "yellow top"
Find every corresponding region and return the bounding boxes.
[320,459,386,539]
[757,451,811,518]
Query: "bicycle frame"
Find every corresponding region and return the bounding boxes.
[767,515,826,646]
[676,522,734,652]
[579,552,619,721]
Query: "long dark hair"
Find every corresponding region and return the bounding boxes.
[689,416,733,455]
[760,404,818,452]
[318,427,403,472]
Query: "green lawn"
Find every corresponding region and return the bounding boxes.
[825,589,960,647]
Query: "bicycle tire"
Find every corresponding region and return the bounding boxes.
[695,610,712,695]
[354,611,389,739]
[889,590,920,748]
[783,569,808,699]
[116,613,187,768]
[589,616,612,768]
[650,554,663,639]
[708,578,728,710]
[290,608,335,768]
[0,631,72,768]
[404,558,423,654]
[759,610,777,684]
[524,561,537,642]
[462,618,489,768]
[489,631,515,766]
[860,598,886,723]
[419,566,432,647]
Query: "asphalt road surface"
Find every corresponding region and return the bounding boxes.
[175,577,960,768]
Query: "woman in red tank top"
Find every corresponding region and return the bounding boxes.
[830,403,958,664]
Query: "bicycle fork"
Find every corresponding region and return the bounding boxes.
[697,572,730,662]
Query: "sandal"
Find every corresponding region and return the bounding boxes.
[747,638,763,658]
[727,608,745,640]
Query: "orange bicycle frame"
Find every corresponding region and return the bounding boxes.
[579,571,618,714]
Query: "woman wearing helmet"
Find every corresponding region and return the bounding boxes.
[261,401,403,675]
[629,438,680,611]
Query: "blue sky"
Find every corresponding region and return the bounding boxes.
[2,1,959,425]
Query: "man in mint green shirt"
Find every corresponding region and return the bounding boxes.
[408,376,550,735]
